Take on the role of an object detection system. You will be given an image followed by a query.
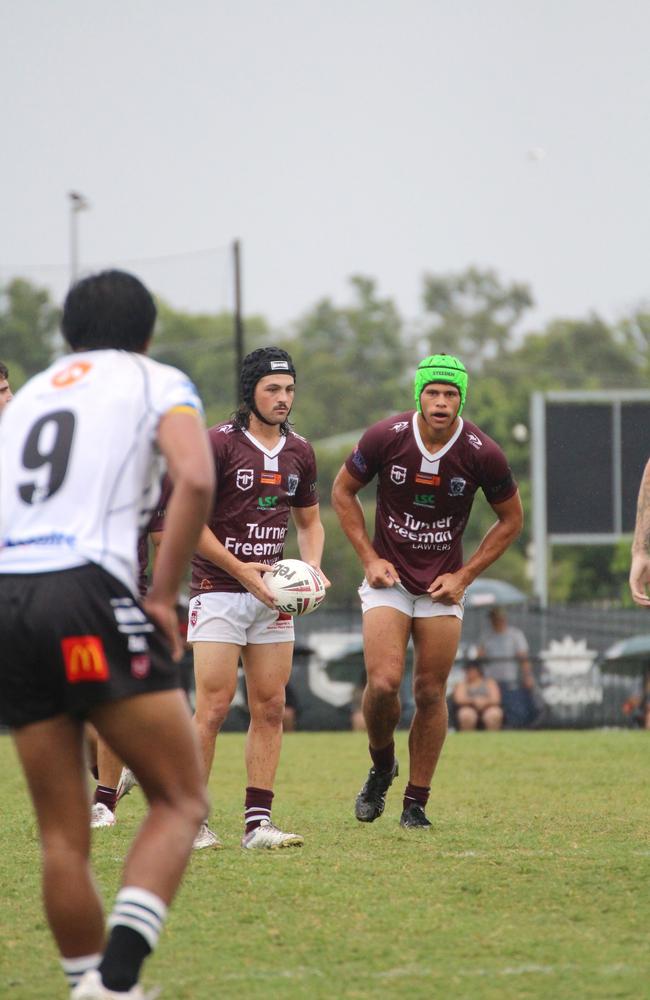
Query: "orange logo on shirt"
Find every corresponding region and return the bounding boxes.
[52,361,92,388]
[61,636,109,683]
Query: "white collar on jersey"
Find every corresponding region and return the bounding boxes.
[243,428,287,459]
[411,412,464,461]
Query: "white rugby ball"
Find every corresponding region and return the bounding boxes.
[264,558,326,616]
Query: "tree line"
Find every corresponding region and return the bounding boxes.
[3,268,649,605]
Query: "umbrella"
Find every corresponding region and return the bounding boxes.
[465,577,527,608]
[601,635,650,676]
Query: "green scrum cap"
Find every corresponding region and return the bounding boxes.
[414,353,468,415]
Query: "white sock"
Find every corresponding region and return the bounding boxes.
[60,952,101,987]
[107,886,168,951]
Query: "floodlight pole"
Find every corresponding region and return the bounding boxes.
[233,239,244,408]
[68,191,90,285]
[531,392,548,607]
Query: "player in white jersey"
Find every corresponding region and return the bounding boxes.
[0,270,214,999]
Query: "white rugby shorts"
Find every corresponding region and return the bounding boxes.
[358,578,464,621]
[188,592,295,646]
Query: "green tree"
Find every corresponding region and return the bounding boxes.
[150,301,270,427]
[0,278,60,378]
[286,276,412,441]
[421,266,533,370]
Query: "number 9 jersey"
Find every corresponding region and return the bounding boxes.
[0,350,204,594]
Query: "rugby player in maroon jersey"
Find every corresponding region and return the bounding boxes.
[153,347,329,849]
[332,354,523,828]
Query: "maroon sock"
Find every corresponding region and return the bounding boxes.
[403,782,430,812]
[369,740,395,773]
[244,786,274,834]
[94,784,118,813]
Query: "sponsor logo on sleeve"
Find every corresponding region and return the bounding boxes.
[449,477,467,496]
[237,468,254,490]
[390,421,409,433]
[287,474,299,496]
[467,432,483,450]
[390,465,407,485]
[351,448,367,474]
[218,423,235,434]
[61,636,109,683]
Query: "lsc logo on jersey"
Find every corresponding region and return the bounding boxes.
[258,495,279,510]
[61,635,109,683]
[390,465,407,485]
[236,469,254,491]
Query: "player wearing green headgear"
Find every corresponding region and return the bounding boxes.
[414,354,468,416]
[332,350,523,833]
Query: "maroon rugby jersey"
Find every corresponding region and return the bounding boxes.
[157,421,319,597]
[344,411,517,595]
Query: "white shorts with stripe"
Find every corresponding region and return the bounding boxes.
[188,592,295,646]
[358,579,464,621]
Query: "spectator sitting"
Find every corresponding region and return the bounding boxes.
[452,659,503,731]
[477,606,536,728]
[622,666,650,729]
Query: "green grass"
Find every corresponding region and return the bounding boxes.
[1,730,649,999]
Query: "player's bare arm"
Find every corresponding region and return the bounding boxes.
[291,502,331,587]
[427,490,523,604]
[194,524,276,609]
[630,459,650,606]
[331,465,400,588]
[147,409,215,658]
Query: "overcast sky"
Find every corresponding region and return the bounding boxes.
[2,0,649,334]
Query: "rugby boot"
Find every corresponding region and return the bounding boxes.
[192,822,224,850]
[90,803,116,829]
[399,802,432,829]
[241,819,304,849]
[116,766,137,802]
[71,969,160,999]
[355,760,399,822]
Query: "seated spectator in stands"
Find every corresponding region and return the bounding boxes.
[622,667,650,729]
[452,659,503,731]
[283,681,299,732]
[349,668,367,731]
[477,606,536,728]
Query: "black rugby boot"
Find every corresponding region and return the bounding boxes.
[355,760,399,822]
[399,802,432,829]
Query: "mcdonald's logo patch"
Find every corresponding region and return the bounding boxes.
[61,635,109,683]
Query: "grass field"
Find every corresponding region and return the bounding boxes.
[1,729,649,1000]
